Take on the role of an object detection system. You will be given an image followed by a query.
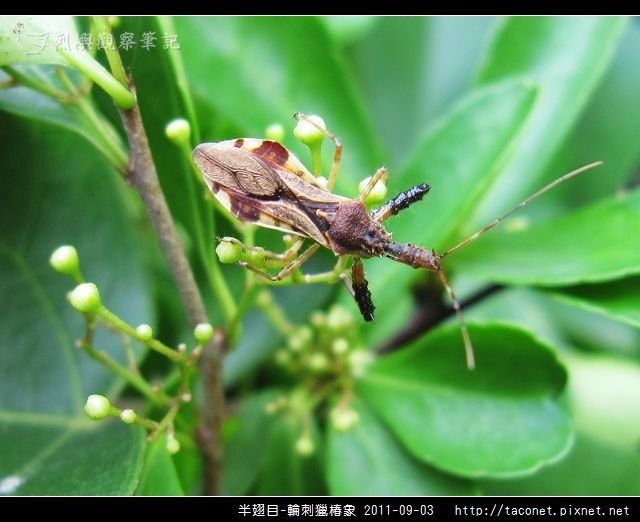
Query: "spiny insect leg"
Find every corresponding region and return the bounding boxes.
[359,167,388,203]
[217,236,304,262]
[371,183,430,223]
[294,112,343,190]
[239,244,321,282]
[351,258,375,322]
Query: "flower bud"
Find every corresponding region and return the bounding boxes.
[265,123,285,142]
[165,118,191,145]
[120,409,137,424]
[216,240,242,264]
[49,245,80,277]
[194,323,214,344]
[330,406,359,431]
[136,324,153,341]
[294,115,326,147]
[69,283,102,314]
[84,394,111,420]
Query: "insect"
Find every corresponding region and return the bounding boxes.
[193,113,601,369]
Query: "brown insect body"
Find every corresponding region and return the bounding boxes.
[193,116,601,370]
[194,140,438,271]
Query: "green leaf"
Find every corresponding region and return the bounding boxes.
[327,398,475,495]
[566,354,640,450]
[0,115,151,491]
[450,189,640,286]
[0,66,127,169]
[471,16,626,226]
[0,418,144,495]
[358,323,572,477]
[359,80,537,341]
[173,16,383,193]
[222,389,281,495]
[136,435,184,495]
[349,17,495,165]
[484,353,640,495]
[0,16,77,66]
[483,432,640,496]
[256,407,326,495]
[549,276,640,329]
[536,22,640,206]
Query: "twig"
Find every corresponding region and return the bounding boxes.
[375,283,504,355]
[118,89,223,495]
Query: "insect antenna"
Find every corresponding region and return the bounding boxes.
[439,161,603,259]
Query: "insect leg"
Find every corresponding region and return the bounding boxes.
[294,112,343,191]
[371,183,430,223]
[351,258,375,322]
[358,167,389,203]
[436,269,475,370]
[218,236,305,263]
[239,244,321,282]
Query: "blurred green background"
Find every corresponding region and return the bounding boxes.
[0,16,639,495]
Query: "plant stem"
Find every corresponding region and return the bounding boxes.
[118,93,223,495]
[82,343,171,405]
[91,16,128,87]
[1,66,69,100]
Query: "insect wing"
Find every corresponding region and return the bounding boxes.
[193,142,346,246]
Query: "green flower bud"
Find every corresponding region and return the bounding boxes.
[84,394,112,420]
[310,311,326,328]
[194,323,214,344]
[331,338,349,355]
[358,175,388,205]
[247,247,266,267]
[166,434,181,455]
[294,115,326,147]
[69,283,102,314]
[120,409,137,424]
[330,405,360,431]
[265,123,285,142]
[307,352,329,373]
[348,348,373,378]
[275,349,292,366]
[326,305,353,331]
[295,434,315,456]
[215,240,242,264]
[50,245,80,277]
[165,118,191,146]
[136,324,153,341]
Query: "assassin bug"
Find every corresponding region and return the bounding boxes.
[193,113,601,369]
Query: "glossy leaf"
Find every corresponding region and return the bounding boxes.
[450,189,640,286]
[0,418,144,495]
[222,390,281,495]
[550,276,640,329]
[327,398,475,495]
[136,435,184,495]
[256,409,326,495]
[0,16,77,66]
[471,17,626,226]
[484,354,640,495]
[0,115,151,492]
[359,323,571,477]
